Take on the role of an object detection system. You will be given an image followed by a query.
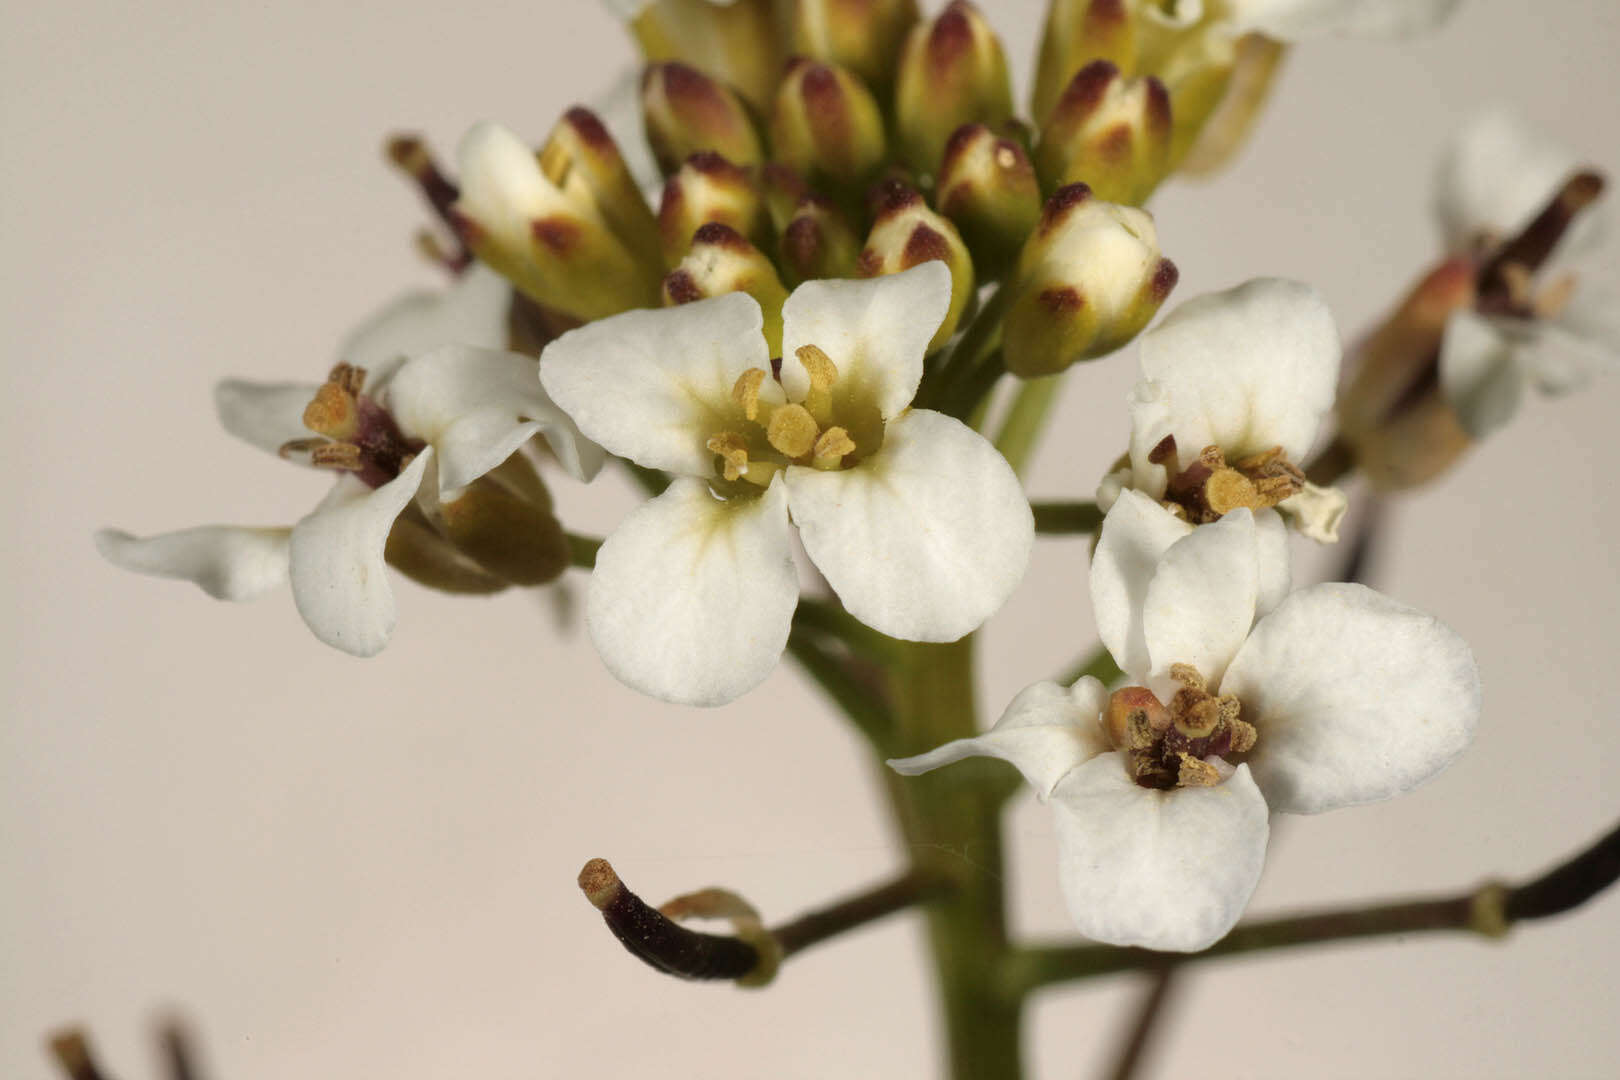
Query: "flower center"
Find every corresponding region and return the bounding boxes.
[704,344,871,488]
[1104,665,1257,790]
[283,363,426,489]
[1474,169,1605,323]
[1150,435,1303,523]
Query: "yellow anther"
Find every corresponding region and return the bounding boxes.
[1176,754,1222,787]
[327,362,366,395]
[766,404,819,459]
[811,426,856,469]
[731,368,768,421]
[706,432,751,481]
[1204,468,1263,514]
[796,343,840,425]
[310,442,363,471]
[1169,664,1206,693]
[1228,717,1259,754]
[303,382,359,440]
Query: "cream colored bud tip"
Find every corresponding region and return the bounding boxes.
[578,857,623,909]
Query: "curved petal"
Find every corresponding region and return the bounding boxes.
[386,345,603,493]
[887,678,1111,801]
[336,264,512,393]
[1224,582,1481,815]
[587,476,797,707]
[1275,483,1345,545]
[1439,307,1525,439]
[1143,510,1259,685]
[1226,0,1460,39]
[214,380,321,457]
[784,409,1033,642]
[94,525,290,601]
[1254,506,1293,616]
[1051,754,1270,952]
[1129,279,1340,489]
[539,292,774,476]
[1434,112,1583,253]
[288,451,432,657]
[455,122,568,256]
[778,262,951,420]
[1090,490,1194,683]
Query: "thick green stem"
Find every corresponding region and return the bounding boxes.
[884,637,1024,1080]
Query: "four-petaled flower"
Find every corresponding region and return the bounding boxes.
[97,268,601,656]
[540,261,1034,707]
[1435,112,1617,438]
[891,490,1479,951]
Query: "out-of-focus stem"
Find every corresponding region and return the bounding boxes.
[1031,500,1103,535]
[994,375,1063,477]
[1106,964,1182,1080]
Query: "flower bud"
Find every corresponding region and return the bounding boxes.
[1035,60,1171,206]
[658,151,766,265]
[1175,33,1286,177]
[619,0,782,112]
[663,223,789,355]
[1133,12,1237,169]
[760,162,812,234]
[856,184,975,352]
[936,124,1042,279]
[779,196,861,284]
[769,59,888,197]
[453,121,663,321]
[1031,0,1137,124]
[1002,184,1177,376]
[641,61,764,177]
[1336,259,1476,493]
[893,1,1014,177]
[790,0,921,100]
[538,106,663,273]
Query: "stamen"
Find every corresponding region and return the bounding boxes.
[1161,443,1304,522]
[811,426,856,469]
[706,432,751,481]
[1203,468,1263,514]
[303,382,359,440]
[1177,755,1222,787]
[796,344,839,424]
[311,442,364,471]
[731,368,768,421]
[1535,272,1578,319]
[329,362,366,395]
[1169,664,1206,693]
[766,404,819,459]
[1478,169,1606,314]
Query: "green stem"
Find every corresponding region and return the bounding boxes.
[1031,500,1103,535]
[566,532,602,568]
[793,596,902,664]
[785,627,894,751]
[884,637,1024,1080]
[928,288,1010,420]
[993,375,1064,477]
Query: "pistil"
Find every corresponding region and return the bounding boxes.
[1476,170,1605,319]
[1106,665,1257,790]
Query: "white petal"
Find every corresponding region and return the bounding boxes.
[455,122,571,256]
[1224,582,1481,815]
[1275,482,1346,545]
[1434,112,1583,253]
[1090,490,1194,683]
[385,344,602,493]
[887,678,1111,801]
[214,380,320,456]
[784,409,1033,642]
[337,264,512,392]
[540,293,774,475]
[94,525,290,601]
[778,263,951,420]
[587,477,797,707]
[1143,510,1259,685]
[1129,279,1340,490]
[1439,307,1525,439]
[1051,754,1270,952]
[1226,0,1460,39]
[1253,506,1293,616]
[288,451,432,657]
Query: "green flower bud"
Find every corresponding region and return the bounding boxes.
[1035,60,1171,205]
[935,123,1041,279]
[780,195,862,284]
[761,163,812,234]
[893,1,1014,177]
[621,0,782,113]
[1002,184,1177,376]
[641,61,764,177]
[1132,5,1237,169]
[790,0,921,100]
[663,223,789,355]
[658,152,766,266]
[1175,33,1286,177]
[769,59,888,198]
[857,183,976,352]
[1031,0,1136,124]
[454,121,664,321]
[538,106,662,274]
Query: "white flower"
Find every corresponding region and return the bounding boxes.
[1434,112,1616,438]
[97,268,601,656]
[891,490,1479,952]
[1161,0,1461,40]
[539,262,1034,707]
[1099,278,1347,613]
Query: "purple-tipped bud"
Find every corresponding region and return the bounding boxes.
[658,151,766,265]
[893,1,1014,177]
[1035,60,1172,205]
[623,0,782,112]
[539,106,663,271]
[1031,0,1137,123]
[936,124,1042,278]
[662,223,789,354]
[770,59,888,197]
[780,195,862,284]
[1002,184,1177,376]
[857,183,976,352]
[791,0,921,98]
[641,61,764,177]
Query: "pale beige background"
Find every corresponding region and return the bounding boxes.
[5,1,1620,1077]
